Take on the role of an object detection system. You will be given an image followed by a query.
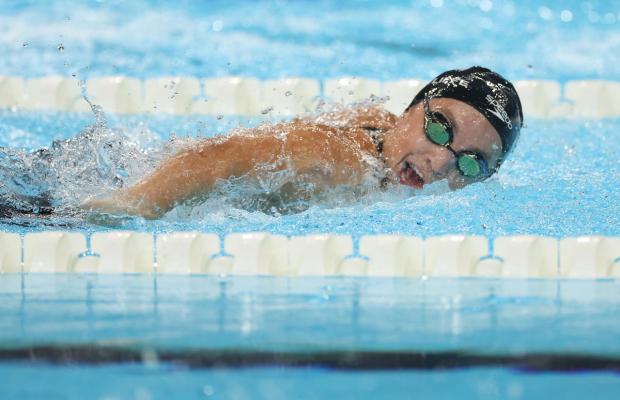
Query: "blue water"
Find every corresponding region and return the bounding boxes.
[0,110,618,238]
[3,275,620,353]
[1,275,620,399]
[0,0,618,236]
[0,0,619,81]
[1,1,620,398]
[3,365,620,400]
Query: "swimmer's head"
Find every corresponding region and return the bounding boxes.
[407,66,523,163]
[382,66,523,189]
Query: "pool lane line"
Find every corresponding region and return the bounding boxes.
[1,345,620,373]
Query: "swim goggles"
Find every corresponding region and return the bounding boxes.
[423,96,492,179]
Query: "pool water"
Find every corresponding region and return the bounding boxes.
[4,275,620,353]
[3,365,620,400]
[0,110,618,238]
[1,0,620,398]
[1,0,619,81]
[2,275,620,399]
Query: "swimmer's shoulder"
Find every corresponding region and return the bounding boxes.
[353,105,398,131]
[284,116,382,156]
[203,108,391,156]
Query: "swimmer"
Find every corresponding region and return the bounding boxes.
[83,66,523,219]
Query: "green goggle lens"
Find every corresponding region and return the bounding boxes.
[423,97,492,180]
[426,122,451,145]
[457,155,482,177]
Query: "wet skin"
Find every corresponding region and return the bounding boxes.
[382,98,503,190]
[83,99,504,219]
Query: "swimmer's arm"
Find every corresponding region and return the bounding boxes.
[83,135,279,218]
[83,129,367,219]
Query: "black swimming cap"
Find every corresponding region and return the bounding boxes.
[406,66,523,162]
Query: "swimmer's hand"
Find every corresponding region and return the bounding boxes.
[80,192,163,220]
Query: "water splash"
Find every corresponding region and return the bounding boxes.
[0,103,167,220]
[0,98,397,224]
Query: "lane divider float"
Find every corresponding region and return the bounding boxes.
[1,76,619,118]
[2,231,619,278]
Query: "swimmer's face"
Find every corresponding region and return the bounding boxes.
[383,98,503,190]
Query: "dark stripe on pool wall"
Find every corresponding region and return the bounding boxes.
[1,345,620,373]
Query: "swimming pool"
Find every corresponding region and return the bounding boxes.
[1,1,620,398]
[2,275,620,399]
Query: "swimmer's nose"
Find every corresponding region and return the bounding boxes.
[424,145,455,182]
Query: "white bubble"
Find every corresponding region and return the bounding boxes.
[538,6,552,20]
[430,0,443,8]
[560,10,573,22]
[212,20,223,32]
[479,0,493,12]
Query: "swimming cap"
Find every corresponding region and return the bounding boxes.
[406,66,523,162]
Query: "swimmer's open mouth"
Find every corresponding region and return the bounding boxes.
[398,160,424,188]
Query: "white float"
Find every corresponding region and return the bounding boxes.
[359,234,424,277]
[514,80,561,118]
[261,78,320,116]
[84,76,143,114]
[559,236,620,278]
[474,258,504,277]
[492,236,558,278]
[144,77,201,115]
[289,234,353,276]
[324,77,381,104]
[3,75,620,119]
[23,232,87,273]
[225,232,289,275]
[156,232,220,274]
[564,80,620,118]
[89,231,154,274]
[0,76,25,108]
[381,79,424,115]
[425,235,488,276]
[0,233,21,273]
[195,77,262,116]
[22,76,83,111]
